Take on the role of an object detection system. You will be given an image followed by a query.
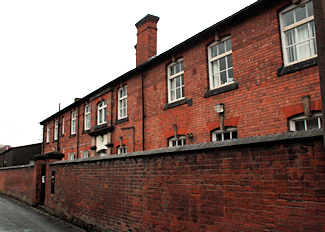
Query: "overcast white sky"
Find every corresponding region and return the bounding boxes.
[0,0,256,147]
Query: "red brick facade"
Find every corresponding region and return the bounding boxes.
[41,0,321,160]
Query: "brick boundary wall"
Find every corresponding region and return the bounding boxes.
[0,164,35,206]
[42,129,324,231]
[0,129,324,231]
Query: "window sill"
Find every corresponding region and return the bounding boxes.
[115,117,129,125]
[82,129,90,134]
[204,81,238,98]
[60,134,64,138]
[164,98,193,110]
[69,134,76,138]
[52,140,58,143]
[277,57,318,76]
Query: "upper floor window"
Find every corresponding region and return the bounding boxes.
[169,136,186,147]
[98,100,107,125]
[85,104,91,130]
[81,151,89,158]
[212,127,237,141]
[289,112,322,131]
[62,117,65,135]
[168,59,184,103]
[46,124,50,143]
[118,145,127,154]
[54,119,58,140]
[68,153,75,160]
[208,38,233,89]
[118,86,127,119]
[280,0,317,66]
[71,110,76,135]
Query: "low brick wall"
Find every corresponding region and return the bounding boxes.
[0,164,35,206]
[45,129,325,231]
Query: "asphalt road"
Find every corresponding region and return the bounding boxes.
[0,194,86,232]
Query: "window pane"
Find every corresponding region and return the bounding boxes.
[224,132,231,140]
[295,121,305,131]
[216,133,222,141]
[298,41,311,59]
[283,10,294,27]
[176,76,180,87]
[220,71,227,85]
[287,46,298,62]
[232,131,238,139]
[213,73,219,87]
[228,68,234,82]
[307,1,314,17]
[306,118,319,130]
[171,90,175,101]
[170,78,176,89]
[297,23,309,43]
[226,39,232,52]
[285,30,296,46]
[176,88,181,99]
[211,45,218,58]
[227,55,233,68]
[218,42,225,55]
[212,60,219,75]
[295,5,307,22]
[219,57,226,71]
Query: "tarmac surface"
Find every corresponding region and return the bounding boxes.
[0,194,86,232]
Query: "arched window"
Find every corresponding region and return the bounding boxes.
[212,127,237,141]
[117,145,127,154]
[97,100,107,125]
[208,37,233,89]
[289,111,322,131]
[84,104,91,130]
[169,136,186,147]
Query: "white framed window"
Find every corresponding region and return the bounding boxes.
[85,104,91,130]
[54,119,58,140]
[168,59,184,103]
[118,145,127,154]
[46,124,50,143]
[71,110,76,135]
[81,151,89,158]
[169,136,186,147]
[118,86,127,119]
[280,0,317,66]
[289,112,322,131]
[208,38,233,89]
[212,127,237,141]
[62,117,65,135]
[97,100,107,125]
[68,153,75,160]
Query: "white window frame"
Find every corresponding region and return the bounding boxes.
[118,145,127,154]
[97,100,107,125]
[289,112,322,131]
[208,37,234,90]
[62,117,65,135]
[68,153,75,160]
[85,104,91,130]
[167,59,185,103]
[71,110,76,135]
[46,124,50,143]
[54,119,58,140]
[279,0,317,66]
[212,127,237,141]
[169,136,186,147]
[118,86,128,119]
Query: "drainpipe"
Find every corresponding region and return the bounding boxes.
[76,105,80,158]
[313,0,325,147]
[140,68,145,151]
[57,104,60,152]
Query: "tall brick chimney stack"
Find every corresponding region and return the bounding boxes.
[135,14,160,66]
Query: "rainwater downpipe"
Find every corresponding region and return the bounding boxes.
[76,105,80,158]
[140,69,145,151]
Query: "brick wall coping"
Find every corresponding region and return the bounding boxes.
[0,164,34,170]
[50,128,323,166]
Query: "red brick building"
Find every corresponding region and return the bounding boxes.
[40,0,322,160]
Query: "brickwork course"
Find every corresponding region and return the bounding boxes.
[39,0,322,160]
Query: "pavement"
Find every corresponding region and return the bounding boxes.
[0,194,86,232]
